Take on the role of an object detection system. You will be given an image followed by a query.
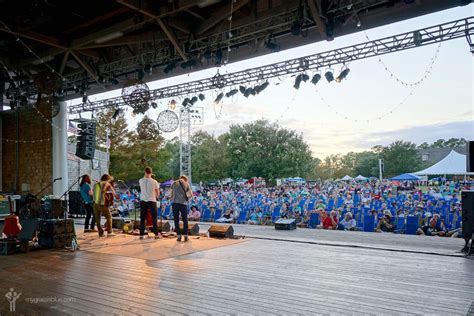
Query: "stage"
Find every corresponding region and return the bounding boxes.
[1,223,473,315]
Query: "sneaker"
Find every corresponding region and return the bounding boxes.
[177,235,182,242]
[107,232,116,237]
[139,236,144,240]
[155,234,162,239]
[184,235,189,242]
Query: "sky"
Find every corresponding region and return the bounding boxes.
[70,4,474,159]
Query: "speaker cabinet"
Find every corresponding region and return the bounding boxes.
[178,222,199,235]
[275,218,297,230]
[462,191,474,238]
[208,225,234,238]
[76,120,96,160]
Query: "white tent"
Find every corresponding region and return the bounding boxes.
[355,175,367,180]
[341,175,353,181]
[414,150,473,175]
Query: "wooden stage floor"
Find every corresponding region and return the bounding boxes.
[1,224,473,315]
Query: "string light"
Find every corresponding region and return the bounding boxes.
[224,0,236,65]
[1,137,53,143]
[365,32,441,87]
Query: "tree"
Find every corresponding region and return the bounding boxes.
[191,131,230,182]
[353,151,379,178]
[95,108,132,152]
[223,120,316,180]
[374,140,421,177]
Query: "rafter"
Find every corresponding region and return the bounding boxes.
[0,27,66,49]
[70,51,98,82]
[116,0,188,61]
[308,0,326,39]
[196,0,250,35]
[59,51,71,75]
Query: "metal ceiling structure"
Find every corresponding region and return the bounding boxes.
[0,0,471,106]
[67,17,474,114]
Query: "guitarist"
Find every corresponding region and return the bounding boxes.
[93,174,116,237]
[171,175,193,242]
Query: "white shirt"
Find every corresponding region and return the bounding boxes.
[139,177,160,202]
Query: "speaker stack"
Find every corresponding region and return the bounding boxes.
[76,120,96,160]
[467,141,474,173]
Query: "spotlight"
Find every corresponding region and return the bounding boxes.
[151,102,158,109]
[293,74,302,89]
[74,85,80,93]
[336,68,350,83]
[203,49,212,60]
[144,64,153,74]
[164,62,176,74]
[109,78,119,85]
[239,86,246,94]
[137,69,145,80]
[82,94,88,104]
[265,36,280,52]
[255,81,269,94]
[225,89,238,98]
[311,73,322,85]
[182,98,190,106]
[325,71,334,82]
[215,49,223,65]
[243,88,254,98]
[214,92,224,103]
[190,96,198,105]
[301,74,310,82]
[169,99,177,110]
[98,76,106,84]
[112,109,121,120]
[198,93,205,101]
[291,21,302,36]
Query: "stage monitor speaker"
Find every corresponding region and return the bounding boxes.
[68,191,83,216]
[158,221,171,233]
[467,141,474,173]
[18,218,38,241]
[462,191,474,238]
[275,218,296,230]
[178,222,199,235]
[208,225,234,238]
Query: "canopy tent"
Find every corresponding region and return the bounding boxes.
[341,175,353,180]
[414,150,473,175]
[389,173,421,181]
[355,175,367,180]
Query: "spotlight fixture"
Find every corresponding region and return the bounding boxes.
[214,92,224,103]
[198,93,205,101]
[137,69,145,80]
[239,85,246,94]
[112,108,121,120]
[311,73,322,85]
[291,21,302,36]
[265,36,280,52]
[164,62,176,74]
[250,88,257,96]
[336,68,350,83]
[244,88,254,98]
[109,77,119,85]
[204,49,212,60]
[182,97,191,106]
[301,74,310,82]
[225,89,238,98]
[325,71,334,82]
[82,94,88,104]
[144,64,153,74]
[150,102,158,109]
[169,99,177,110]
[293,74,303,89]
[190,96,198,105]
[215,49,223,65]
[255,81,270,94]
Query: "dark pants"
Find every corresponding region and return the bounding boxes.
[84,203,95,230]
[173,203,188,236]
[140,201,158,236]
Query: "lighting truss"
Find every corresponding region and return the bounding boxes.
[68,17,473,114]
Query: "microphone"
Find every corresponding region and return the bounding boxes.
[54,177,62,181]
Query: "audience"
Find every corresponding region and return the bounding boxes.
[188,205,201,221]
[338,212,356,231]
[376,210,394,233]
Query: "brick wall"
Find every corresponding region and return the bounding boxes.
[1,103,53,195]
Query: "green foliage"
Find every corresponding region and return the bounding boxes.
[419,138,466,149]
[374,140,421,178]
[191,131,230,182]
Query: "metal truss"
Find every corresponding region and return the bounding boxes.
[68,17,473,114]
[179,108,192,183]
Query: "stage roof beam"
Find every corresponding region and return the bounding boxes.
[196,0,250,35]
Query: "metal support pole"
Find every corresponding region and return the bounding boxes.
[179,108,192,184]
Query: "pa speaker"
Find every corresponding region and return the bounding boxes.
[467,141,474,173]
[208,225,234,238]
[179,222,199,235]
[275,218,296,230]
[462,191,474,238]
[76,145,95,160]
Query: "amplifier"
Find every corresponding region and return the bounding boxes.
[179,222,199,235]
[275,218,296,230]
[39,219,74,235]
[462,191,474,238]
[38,232,74,248]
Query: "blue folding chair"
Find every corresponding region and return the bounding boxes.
[201,207,211,222]
[236,210,248,224]
[405,216,419,235]
[213,208,222,222]
[363,216,375,232]
[308,212,320,228]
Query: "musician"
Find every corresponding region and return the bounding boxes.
[79,174,96,233]
[139,167,161,240]
[92,174,116,237]
[171,175,193,242]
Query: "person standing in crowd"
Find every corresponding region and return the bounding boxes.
[93,174,116,237]
[80,174,96,233]
[139,167,161,240]
[171,175,193,242]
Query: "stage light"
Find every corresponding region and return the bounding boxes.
[250,88,257,96]
[190,96,198,105]
[239,86,246,94]
[293,74,302,89]
[82,94,88,104]
[137,69,145,80]
[109,77,119,85]
[255,81,269,94]
[169,99,177,110]
[214,92,224,103]
[182,97,190,106]
[215,49,223,65]
[301,74,310,82]
[112,108,121,120]
[291,21,302,36]
[198,93,205,101]
[243,88,254,98]
[204,49,212,60]
[144,64,153,74]
[265,36,280,52]
[336,68,350,83]
[311,73,322,85]
[150,102,158,109]
[225,89,238,98]
[325,71,334,82]
[164,62,176,74]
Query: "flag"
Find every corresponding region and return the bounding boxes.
[68,121,78,134]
